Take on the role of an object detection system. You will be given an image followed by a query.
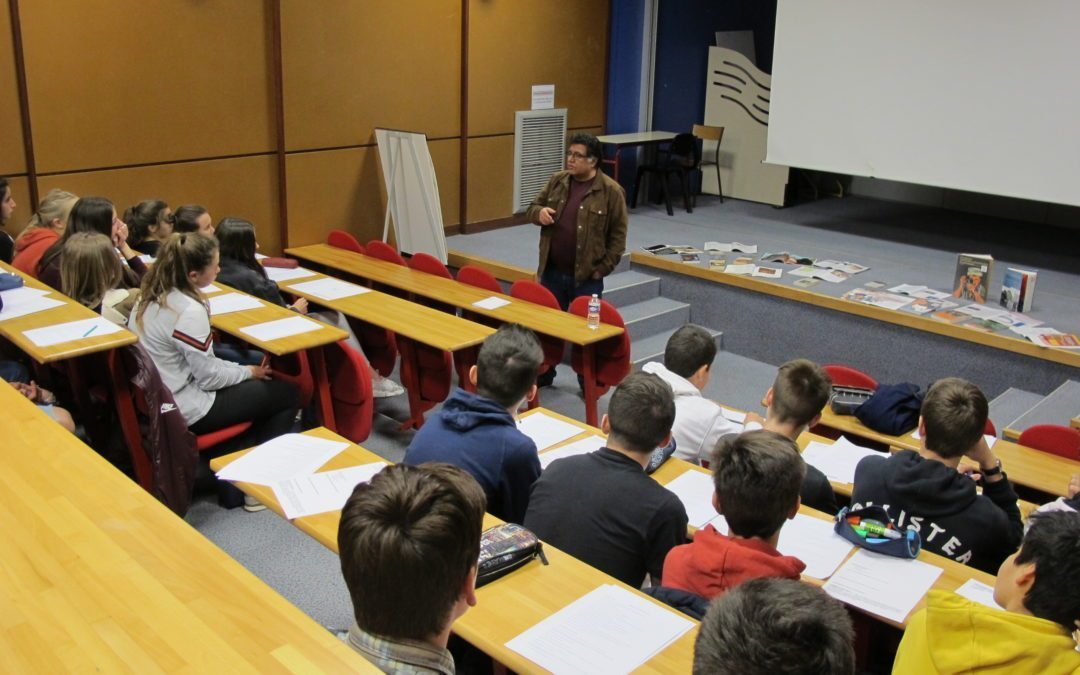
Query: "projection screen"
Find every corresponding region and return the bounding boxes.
[766,0,1080,207]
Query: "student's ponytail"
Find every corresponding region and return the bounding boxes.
[136,232,217,326]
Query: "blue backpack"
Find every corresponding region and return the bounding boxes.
[855,382,924,436]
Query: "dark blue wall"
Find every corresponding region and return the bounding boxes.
[606,0,649,135]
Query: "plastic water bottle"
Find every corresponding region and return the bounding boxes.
[587,294,601,330]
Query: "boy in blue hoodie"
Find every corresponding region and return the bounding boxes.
[404,324,543,524]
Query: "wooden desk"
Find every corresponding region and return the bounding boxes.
[817,407,1078,498]
[201,282,348,432]
[274,269,493,429]
[210,429,698,673]
[0,382,374,672]
[284,244,623,426]
[0,261,136,363]
[595,131,678,183]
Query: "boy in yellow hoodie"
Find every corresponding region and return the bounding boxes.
[894,511,1080,674]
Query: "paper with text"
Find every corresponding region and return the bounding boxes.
[516,413,585,451]
[801,436,888,485]
[208,292,264,316]
[22,317,123,347]
[239,316,324,342]
[776,513,855,580]
[0,286,65,321]
[215,434,349,485]
[472,296,511,310]
[264,266,318,283]
[954,579,1001,609]
[288,277,370,301]
[273,462,389,519]
[539,434,606,469]
[663,470,717,528]
[505,584,694,674]
[823,549,943,623]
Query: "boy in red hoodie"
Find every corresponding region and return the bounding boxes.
[663,430,807,599]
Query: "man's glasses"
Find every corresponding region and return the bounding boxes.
[566,151,590,161]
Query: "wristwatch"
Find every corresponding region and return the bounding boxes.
[981,459,1003,477]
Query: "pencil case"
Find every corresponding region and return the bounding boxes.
[834,505,921,559]
[0,272,24,291]
[829,386,875,415]
[476,523,548,587]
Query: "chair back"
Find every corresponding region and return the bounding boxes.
[366,240,407,266]
[669,133,699,166]
[344,316,398,377]
[1017,424,1080,461]
[457,265,503,293]
[824,364,879,391]
[510,280,565,372]
[267,351,314,410]
[323,341,375,442]
[692,124,725,142]
[108,349,155,490]
[408,252,453,279]
[568,296,631,394]
[327,230,365,254]
[984,418,997,438]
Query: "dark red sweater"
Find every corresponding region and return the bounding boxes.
[662,524,805,599]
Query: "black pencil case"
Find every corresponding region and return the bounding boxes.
[835,505,921,559]
[476,523,548,587]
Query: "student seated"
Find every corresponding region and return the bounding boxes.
[743,359,838,514]
[662,430,806,599]
[1035,473,1080,517]
[129,233,299,447]
[894,511,1080,674]
[12,189,78,276]
[693,578,855,675]
[3,378,76,433]
[404,324,543,524]
[524,371,689,587]
[0,176,16,263]
[852,377,1022,573]
[338,462,485,674]
[37,196,146,290]
[171,204,214,236]
[123,199,173,257]
[61,233,140,324]
[642,324,740,463]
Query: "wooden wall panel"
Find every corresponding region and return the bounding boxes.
[286,140,460,248]
[2,175,32,235]
[36,156,281,254]
[280,0,461,151]
[20,0,274,173]
[468,0,608,137]
[465,135,515,224]
[0,4,26,175]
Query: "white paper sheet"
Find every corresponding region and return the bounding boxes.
[816,260,869,274]
[662,470,717,528]
[255,252,268,260]
[539,434,606,469]
[776,513,855,580]
[823,549,943,623]
[207,292,264,315]
[272,462,389,519]
[719,407,746,424]
[505,584,694,675]
[704,241,757,253]
[200,283,223,294]
[288,277,370,301]
[472,296,511,310]
[800,436,888,485]
[22,317,123,347]
[954,579,1001,609]
[0,286,65,321]
[910,429,997,449]
[138,254,156,264]
[215,433,349,485]
[264,266,318,282]
[953,303,1008,320]
[239,316,323,342]
[516,412,585,451]
[723,264,756,275]
[790,266,848,283]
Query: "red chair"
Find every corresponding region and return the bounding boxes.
[267,351,314,411]
[568,296,631,398]
[397,337,454,430]
[824,364,879,390]
[985,418,997,437]
[408,252,457,315]
[366,240,407,266]
[323,340,375,442]
[1017,424,1080,461]
[457,265,502,294]
[327,230,365,254]
[454,265,507,390]
[510,280,565,407]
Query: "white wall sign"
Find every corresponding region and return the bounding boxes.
[531,84,555,110]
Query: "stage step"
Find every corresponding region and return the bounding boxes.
[604,270,661,308]
[630,326,722,369]
[619,296,691,342]
[988,387,1045,438]
[1001,379,1080,440]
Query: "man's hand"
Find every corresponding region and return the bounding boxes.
[965,435,1003,483]
[248,364,273,381]
[1067,473,1080,499]
[289,297,309,314]
[743,411,766,427]
[538,207,556,225]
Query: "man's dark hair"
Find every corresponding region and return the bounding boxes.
[173,204,209,233]
[710,430,805,539]
[664,324,717,379]
[1014,511,1080,631]
[770,359,832,428]
[568,132,603,162]
[476,324,543,408]
[693,578,855,675]
[338,463,486,640]
[607,372,675,453]
[921,377,988,459]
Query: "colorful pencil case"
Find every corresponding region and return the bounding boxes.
[834,505,921,559]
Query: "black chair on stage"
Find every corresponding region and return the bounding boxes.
[630,132,699,216]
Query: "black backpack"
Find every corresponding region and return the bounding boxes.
[855,382,924,436]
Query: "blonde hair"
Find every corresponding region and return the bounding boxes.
[18,188,78,241]
[135,232,217,326]
[60,232,122,309]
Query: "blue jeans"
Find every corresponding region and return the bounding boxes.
[540,268,603,311]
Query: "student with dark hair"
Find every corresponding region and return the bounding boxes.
[130,233,299,460]
[662,430,807,599]
[0,177,17,263]
[852,377,1023,573]
[37,196,146,290]
[338,462,485,673]
[693,578,855,675]
[525,372,688,586]
[404,324,543,524]
[643,324,739,463]
[12,188,78,276]
[743,359,839,514]
[895,511,1080,673]
[123,199,173,257]
[172,204,213,236]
